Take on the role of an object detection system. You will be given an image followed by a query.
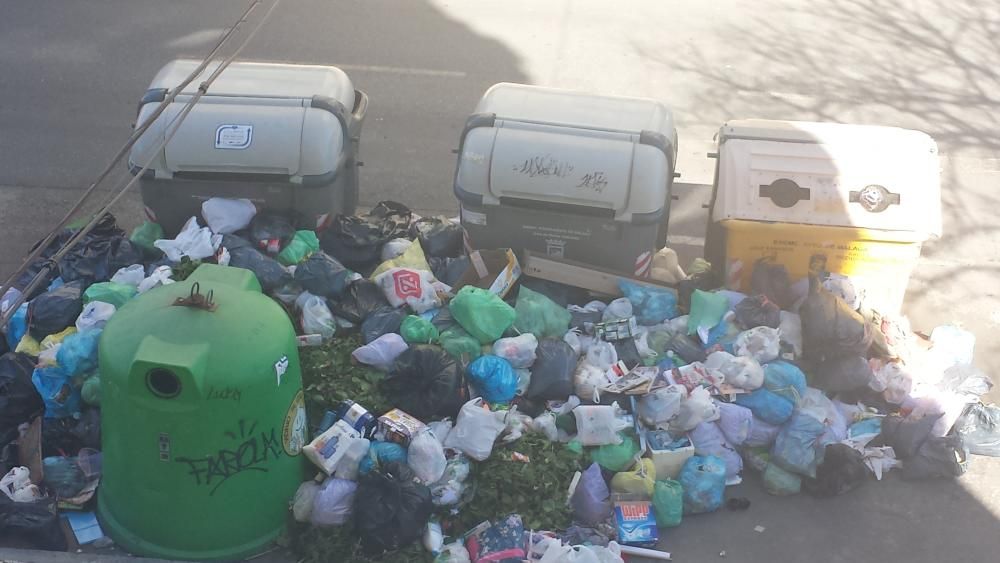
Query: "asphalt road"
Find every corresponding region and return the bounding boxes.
[2,1,1000,561]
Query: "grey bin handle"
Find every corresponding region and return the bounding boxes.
[759,178,810,208]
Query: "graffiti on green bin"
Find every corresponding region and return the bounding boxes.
[175,419,284,495]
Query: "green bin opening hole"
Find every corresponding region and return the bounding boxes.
[147,368,181,398]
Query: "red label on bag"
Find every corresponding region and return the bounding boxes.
[392,269,423,299]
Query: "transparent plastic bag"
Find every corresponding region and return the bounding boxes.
[638,385,685,427]
[574,361,607,403]
[670,387,720,433]
[704,350,764,390]
[297,292,336,340]
[734,327,781,364]
[310,478,358,526]
[574,404,629,446]
[493,334,538,369]
[408,430,447,484]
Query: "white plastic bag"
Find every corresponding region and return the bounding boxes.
[515,368,532,396]
[332,437,370,481]
[778,311,803,358]
[1,466,44,502]
[574,403,629,446]
[444,398,506,461]
[734,326,781,364]
[351,333,408,371]
[585,341,618,371]
[564,330,583,356]
[602,298,633,322]
[638,385,685,427]
[380,238,413,261]
[408,430,447,484]
[574,361,607,402]
[310,478,357,526]
[877,361,913,404]
[76,301,116,332]
[704,350,764,390]
[427,419,453,444]
[154,216,221,262]
[532,412,559,441]
[799,387,848,443]
[436,542,472,563]
[138,265,175,294]
[493,333,538,368]
[670,387,720,433]
[291,480,321,522]
[374,267,441,313]
[110,264,145,287]
[298,292,336,340]
[201,197,256,234]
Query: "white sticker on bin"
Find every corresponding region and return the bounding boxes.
[461,206,487,226]
[215,124,253,150]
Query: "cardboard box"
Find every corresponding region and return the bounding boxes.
[302,419,361,475]
[521,250,678,296]
[378,408,427,446]
[614,500,659,547]
[453,249,521,299]
[646,435,695,481]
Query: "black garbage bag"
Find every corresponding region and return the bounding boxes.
[874,413,941,459]
[71,408,101,450]
[59,235,143,286]
[799,275,873,362]
[248,213,295,254]
[569,308,602,334]
[331,279,388,324]
[902,434,968,480]
[0,353,44,448]
[41,417,83,457]
[750,258,795,310]
[526,338,576,400]
[428,255,470,287]
[320,201,413,275]
[734,294,781,329]
[411,216,464,258]
[0,496,67,551]
[0,442,18,477]
[813,355,874,393]
[294,252,350,299]
[361,307,408,344]
[954,403,1000,457]
[380,345,466,420]
[613,338,642,368]
[222,235,292,292]
[14,230,77,300]
[803,444,870,497]
[28,281,85,339]
[430,305,456,332]
[355,462,432,555]
[677,270,722,313]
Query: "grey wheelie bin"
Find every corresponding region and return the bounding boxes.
[454,83,676,277]
[130,60,367,235]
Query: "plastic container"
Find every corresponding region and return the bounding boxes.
[455,83,676,276]
[708,119,941,314]
[646,432,695,480]
[131,60,368,234]
[97,265,307,560]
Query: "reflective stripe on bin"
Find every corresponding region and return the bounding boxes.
[634,251,652,277]
[144,205,158,222]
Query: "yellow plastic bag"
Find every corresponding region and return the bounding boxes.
[40,327,77,349]
[370,239,432,279]
[610,458,657,498]
[15,334,41,356]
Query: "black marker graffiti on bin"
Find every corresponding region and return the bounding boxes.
[175,419,285,495]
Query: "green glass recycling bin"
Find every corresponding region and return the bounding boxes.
[97,264,307,560]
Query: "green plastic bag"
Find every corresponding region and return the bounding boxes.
[401,315,439,344]
[449,286,516,344]
[590,433,640,472]
[439,325,482,362]
[130,221,164,255]
[688,290,729,336]
[82,373,101,406]
[763,462,801,496]
[277,230,319,266]
[652,479,683,527]
[83,282,136,308]
[513,286,571,339]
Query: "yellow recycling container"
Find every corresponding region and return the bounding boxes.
[710,119,941,313]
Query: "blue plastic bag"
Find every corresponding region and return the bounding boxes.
[735,388,794,425]
[358,441,408,476]
[619,280,678,326]
[848,417,882,438]
[6,302,28,350]
[56,329,102,377]
[467,355,518,404]
[772,411,826,478]
[31,366,81,419]
[763,361,807,404]
[679,455,726,514]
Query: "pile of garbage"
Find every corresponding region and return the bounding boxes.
[1,198,997,562]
